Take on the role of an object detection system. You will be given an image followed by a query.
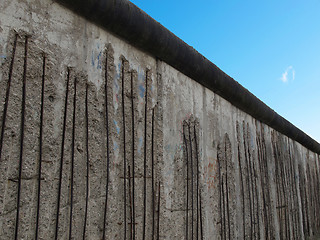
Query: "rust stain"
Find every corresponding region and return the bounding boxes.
[205,158,218,190]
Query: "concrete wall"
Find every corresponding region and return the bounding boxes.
[0,0,319,239]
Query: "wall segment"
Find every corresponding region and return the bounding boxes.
[0,0,319,239]
[55,0,320,155]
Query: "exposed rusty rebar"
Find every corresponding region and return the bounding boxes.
[183,125,189,240]
[121,60,127,240]
[152,108,155,240]
[35,54,46,240]
[102,51,111,240]
[55,68,70,240]
[83,83,89,240]
[15,35,28,240]
[188,124,194,240]
[157,182,161,240]
[0,33,18,163]
[142,70,149,240]
[131,71,136,240]
[69,77,77,240]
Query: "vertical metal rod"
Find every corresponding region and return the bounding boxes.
[225,141,231,240]
[287,144,295,240]
[183,128,189,240]
[217,149,223,240]
[157,182,161,240]
[69,77,77,240]
[14,35,28,240]
[0,34,18,162]
[217,158,223,239]
[298,166,306,236]
[122,60,127,240]
[279,144,288,239]
[55,68,70,240]
[83,83,89,240]
[285,154,292,239]
[256,128,268,240]
[312,168,317,234]
[264,134,272,239]
[243,123,253,240]
[130,71,136,240]
[292,150,302,239]
[308,165,313,235]
[275,136,282,239]
[142,70,148,240]
[305,164,312,236]
[128,166,133,240]
[199,187,204,240]
[253,155,260,239]
[221,177,226,240]
[102,52,111,240]
[303,168,307,236]
[273,135,283,238]
[291,146,298,240]
[260,130,271,239]
[237,124,245,240]
[35,54,46,240]
[304,178,309,236]
[275,135,285,239]
[188,124,194,240]
[152,108,155,240]
[193,125,199,240]
[194,126,204,240]
[247,130,256,239]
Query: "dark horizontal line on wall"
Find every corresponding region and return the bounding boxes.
[55,0,320,154]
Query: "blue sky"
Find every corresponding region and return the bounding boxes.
[130,0,320,142]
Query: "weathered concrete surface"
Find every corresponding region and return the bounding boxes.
[0,0,319,239]
[55,0,320,155]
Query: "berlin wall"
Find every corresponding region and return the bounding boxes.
[0,0,320,239]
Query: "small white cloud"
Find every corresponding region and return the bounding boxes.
[281,71,288,83]
[281,66,295,83]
